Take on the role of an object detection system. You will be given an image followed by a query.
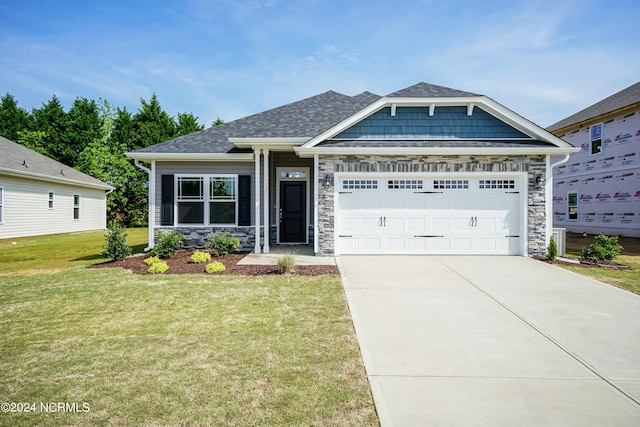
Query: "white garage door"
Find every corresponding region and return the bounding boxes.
[336,176,523,255]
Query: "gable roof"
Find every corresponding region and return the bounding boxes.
[129,90,381,159]
[128,82,578,160]
[547,81,640,132]
[0,136,112,190]
[386,82,479,98]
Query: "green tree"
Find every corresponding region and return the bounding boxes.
[0,93,31,141]
[17,130,48,155]
[66,97,102,167]
[78,100,147,226]
[212,117,224,126]
[130,94,176,149]
[30,95,70,163]
[176,112,204,136]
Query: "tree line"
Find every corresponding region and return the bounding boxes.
[0,93,221,227]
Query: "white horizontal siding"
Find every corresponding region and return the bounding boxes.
[0,174,107,239]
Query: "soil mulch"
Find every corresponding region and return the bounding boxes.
[90,251,340,276]
[534,255,630,270]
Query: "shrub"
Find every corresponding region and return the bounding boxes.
[208,232,240,256]
[276,254,296,274]
[148,260,169,274]
[144,256,161,266]
[153,230,184,259]
[102,221,132,261]
[205,261,226,273]
[581,234,623,263]
[547,236,558,261]
[190,251,212,264]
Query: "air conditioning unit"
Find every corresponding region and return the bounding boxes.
[552,228,566,257]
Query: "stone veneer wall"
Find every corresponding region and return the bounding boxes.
[316,155,547,256]
[154,226,256,251]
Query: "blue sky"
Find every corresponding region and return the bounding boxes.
[1,0,638,128]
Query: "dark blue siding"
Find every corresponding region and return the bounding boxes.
[333,106,529,139]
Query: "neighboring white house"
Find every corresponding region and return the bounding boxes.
[0,136,113,239]
[548,82,640,237]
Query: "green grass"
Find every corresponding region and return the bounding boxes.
[559,233,640,296]
[0,231,377,426]
[0,229,148,276]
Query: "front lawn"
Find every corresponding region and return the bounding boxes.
[0,231,378,426]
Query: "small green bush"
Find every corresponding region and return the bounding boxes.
[581,234,623,263]
[153,230,184,259]
[144,256,161,266]
[148,260,169,274]
[102,221,132,261]
[547,236,558,261]
[208,232,240,256]
[190,251,212,264]
[276,254,296,274]
[205,261,226,273]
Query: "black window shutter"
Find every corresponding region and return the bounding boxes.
[238,175,251,226]
[161,175,174,226]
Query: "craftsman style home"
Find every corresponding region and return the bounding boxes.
[128,82,578,256]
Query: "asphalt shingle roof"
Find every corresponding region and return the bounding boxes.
[0,136,112,190]
[131,82,484,155]
[547,81,640,132]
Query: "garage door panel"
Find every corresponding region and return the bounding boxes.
[336,176,522,255]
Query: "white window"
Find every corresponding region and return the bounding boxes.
[568,192,578,221]
[0,187,4,224]
[434,180,469,189]
[590,123,603,155]
[388,180,423,189]
[176,175,237,225]
[479,180,515,189]
[343,180,378,190]
[48,191,55,209]
[73,194,80,220]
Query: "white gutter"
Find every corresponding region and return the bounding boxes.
[0,167,113,190]
[295,146,580,158]
[550,153,571,169]
[133,159,154,251]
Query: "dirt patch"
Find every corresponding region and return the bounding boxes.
[533,255,630,270]
[90,251,340,276]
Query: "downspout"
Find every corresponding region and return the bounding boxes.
[133,159,154,251]
[546,154,571,249]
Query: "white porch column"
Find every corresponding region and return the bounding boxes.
[254,148,261,253]
[148,161,156,250]
[263,149,270,253]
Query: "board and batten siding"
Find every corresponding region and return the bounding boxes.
[0,174,107,239]
[154,161,255,227]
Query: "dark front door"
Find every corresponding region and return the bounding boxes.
[279,181,306,243]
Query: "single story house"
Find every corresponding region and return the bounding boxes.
[548,81,640,237]
[128,82,578,256]
[0,136,113,239]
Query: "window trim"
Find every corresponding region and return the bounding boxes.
[73,194,80,220]
[48,191,55,209]
[175,174,239,226]
[567,191,579,221]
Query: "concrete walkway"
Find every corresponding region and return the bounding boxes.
[338,255,640,426]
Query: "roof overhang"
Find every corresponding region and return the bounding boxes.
[229,137,310,150]
[299,95,576,151]
[0,168,114,191]
[126,152,255,162]
[295,146,580,158]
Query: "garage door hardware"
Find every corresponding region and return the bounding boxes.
[414,235,444,238]
[414,191,443,194]
[505,191,520,194]
[378,216,387,226]
[338,235,353,238]
[339,191,352,194]
[506,235,520,238]
[469,216,478,227]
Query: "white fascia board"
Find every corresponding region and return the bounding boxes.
[0,168,113,190]
[300,95,576,150]
[229,137,309,150]
[294,146,581,158]
[125,152,255,162]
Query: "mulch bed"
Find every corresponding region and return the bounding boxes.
[533,255,630,270]
[90,251,340,276]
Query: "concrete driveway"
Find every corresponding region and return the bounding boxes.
[338,256,640,426]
